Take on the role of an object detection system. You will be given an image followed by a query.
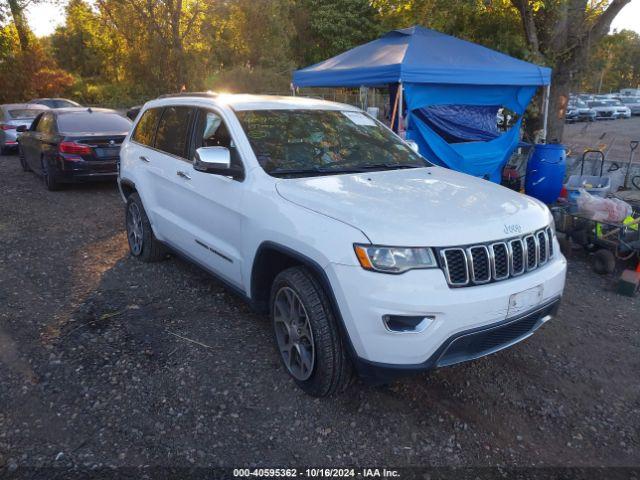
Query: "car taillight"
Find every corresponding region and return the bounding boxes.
[0,124,16,130]
[59,141,92,155]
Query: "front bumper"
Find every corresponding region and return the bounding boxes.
[325,251,567,375]
[356,297,560,382]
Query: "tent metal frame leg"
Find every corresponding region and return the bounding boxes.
[541,84,550,143]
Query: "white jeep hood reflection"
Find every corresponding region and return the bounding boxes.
[275,167,550,246]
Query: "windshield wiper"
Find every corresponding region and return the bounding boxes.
[269,166,366,177]
[357,162,426,170]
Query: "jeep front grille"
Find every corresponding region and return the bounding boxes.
[438,227,554,287]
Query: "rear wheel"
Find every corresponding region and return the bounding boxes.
[125,192,166,262]
[270,266,352,397]
[592,249,616,275]
[19,147,30,172]
[41,157,59,191]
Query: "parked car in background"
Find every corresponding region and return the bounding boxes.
[620,88,640,97]
[617,97,640,115]
[118,93,566,397]
[27,98,82,109]
[17,107,132,190]
[566,99,595,123]
[604,99,631,118]
[587,100,618,120]
[0,103,50,154]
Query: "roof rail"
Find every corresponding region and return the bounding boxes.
[157,91,218,99]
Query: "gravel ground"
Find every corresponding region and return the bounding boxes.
[0,153,638,472]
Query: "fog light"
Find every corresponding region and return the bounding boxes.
[383,315,434,333]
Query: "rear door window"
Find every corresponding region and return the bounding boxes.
[154,106,195,159]
[57,112,131,133]
[132,108,161,147]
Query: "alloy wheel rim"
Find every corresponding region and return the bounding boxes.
[273,286,315,381]
[126,203,144,255]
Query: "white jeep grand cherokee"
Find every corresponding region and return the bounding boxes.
[118,92,567,397]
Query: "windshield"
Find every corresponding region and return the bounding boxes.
[235,109,428,177]
[588,101,607,107]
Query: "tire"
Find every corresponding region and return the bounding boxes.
[125,192,167,262]
[270,266,353,397]
[592,249,616,275]
[19,147,30,172]
[41,157,60,191]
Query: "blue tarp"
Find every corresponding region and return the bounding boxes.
[292,26,551,182]
[403,83,538,181]
[415,105,501,143]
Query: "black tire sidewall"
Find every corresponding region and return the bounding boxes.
[593,249,615,274]
[126,193,165,262]
[270,267,351,397]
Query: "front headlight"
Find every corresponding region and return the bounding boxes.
[354,244,437,273]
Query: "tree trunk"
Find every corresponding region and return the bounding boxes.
[7,0,31,51]
[546,63,572,143]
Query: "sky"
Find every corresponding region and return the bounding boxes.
[23,0,640,38]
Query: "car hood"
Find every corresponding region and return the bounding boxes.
[275,167,551,246]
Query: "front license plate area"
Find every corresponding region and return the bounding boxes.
[507,285,543,318]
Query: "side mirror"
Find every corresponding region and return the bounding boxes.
[16,125,27,133]
[193,146,243,179]
[405,140,420,153]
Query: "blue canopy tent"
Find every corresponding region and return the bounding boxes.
[292,26,551,182]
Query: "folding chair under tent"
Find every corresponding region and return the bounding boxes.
[292,26,551,182]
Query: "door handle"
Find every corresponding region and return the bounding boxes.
[139,155,150,163]
[177,170,191,180]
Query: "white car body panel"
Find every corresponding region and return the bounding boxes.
[119,94,567,369]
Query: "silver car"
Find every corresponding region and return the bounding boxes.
[617,97,640,115]
[0,103,50,154]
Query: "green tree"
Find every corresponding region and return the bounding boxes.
[50,0,107,78]
[582,29,640,93]
[292,0,383,66]
[510,0,631,141]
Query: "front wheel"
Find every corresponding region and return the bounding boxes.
[125,193,167,262]
[270,266,352,397]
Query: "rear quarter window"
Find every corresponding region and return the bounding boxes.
[57,113,131,133]
[132,108,161,147]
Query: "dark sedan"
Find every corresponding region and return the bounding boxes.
[17,108,132,190]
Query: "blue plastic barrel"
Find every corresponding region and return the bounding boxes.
[525,143,566,204]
